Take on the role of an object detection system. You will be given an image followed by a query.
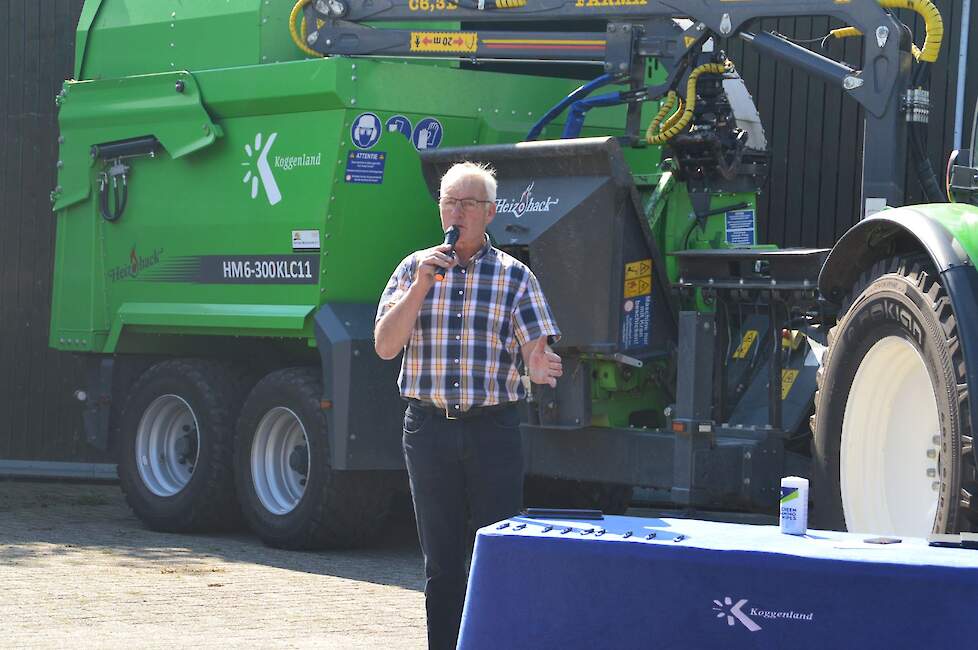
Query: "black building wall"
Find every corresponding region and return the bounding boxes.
[0,1,975,464]
[1,0,95,465]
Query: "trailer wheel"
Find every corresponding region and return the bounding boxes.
[118,359,240,532]
[235,367,394,549]
[524,477,632,515]
[813,257,977,536]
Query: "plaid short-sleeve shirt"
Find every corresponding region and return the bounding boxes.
[376,237,560,414]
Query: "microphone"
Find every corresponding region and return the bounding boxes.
[434,226,460,282]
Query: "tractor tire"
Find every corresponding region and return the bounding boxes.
[524,476,632,515]
[117,359,241,532]
[234,367,395,549]
[812,256,977,536]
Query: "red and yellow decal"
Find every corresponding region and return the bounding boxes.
[410,31,478,53]
[575,0,647,6]
[623,258,653,299]
[481,37,605,52]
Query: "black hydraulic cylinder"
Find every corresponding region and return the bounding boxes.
[768,300,782,431]
[91,136,159,160]
[739,31,854,88]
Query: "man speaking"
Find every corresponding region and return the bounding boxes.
[375,161,562,649]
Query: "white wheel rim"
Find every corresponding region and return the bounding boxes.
[135,395,200,497]
[251,407,310,515]
[841,336,941,536]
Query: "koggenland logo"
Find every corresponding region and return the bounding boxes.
[241,132,282,206]
[240,132,324,205]
[713,596,762,631]
[712,596,814,632]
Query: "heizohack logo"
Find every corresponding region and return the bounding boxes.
[495,181,560,218]
[241,132,282,206]
[713,596,762,631]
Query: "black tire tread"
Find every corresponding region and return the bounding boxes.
[237,367,395,550]
[118,358,241,533]
[812,255,977,532]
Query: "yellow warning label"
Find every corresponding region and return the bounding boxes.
[732,330,758,359]
[782,369,800,400]
[624,276,652,298]
[625,259,652,280]
[410,32,478,53]
[684,36,696,49]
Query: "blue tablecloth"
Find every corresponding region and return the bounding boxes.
[458,515,978,649]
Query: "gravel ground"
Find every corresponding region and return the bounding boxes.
[0,479,426,649]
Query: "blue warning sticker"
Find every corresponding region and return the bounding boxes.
[412,117,443,151]
[345,150,386,185]
[385,115,413,140]
[621,294,651,350]
[725,209,755,246]
[351,112,382,149]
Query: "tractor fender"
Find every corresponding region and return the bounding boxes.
[819,208,973,303]
[819,208,978,461]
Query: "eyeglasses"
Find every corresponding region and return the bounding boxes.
[439,196,491,211]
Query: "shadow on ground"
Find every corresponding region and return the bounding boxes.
[0,478,425,592]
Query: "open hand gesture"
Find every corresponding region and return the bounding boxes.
[528,342,562,387]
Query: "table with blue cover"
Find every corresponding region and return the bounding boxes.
[457,515,978,649]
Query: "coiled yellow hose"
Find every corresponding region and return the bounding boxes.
[646,62,728,145]
[290,0,323,57]
[829,0,943,63]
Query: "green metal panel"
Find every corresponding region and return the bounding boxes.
[53,70,220,210]
[73,0,104,80]
[76,0,293,80]
[914,202,978,262]
[50,54,639,354]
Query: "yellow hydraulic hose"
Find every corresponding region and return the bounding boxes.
[645,91,678,143]
[828,0,943,63]
[646,62,728,145]
[290,0,322,57]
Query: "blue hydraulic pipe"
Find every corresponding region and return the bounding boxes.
[562,91,627,139]
[526,73,616,141]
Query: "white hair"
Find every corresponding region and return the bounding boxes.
[439,161,497,203]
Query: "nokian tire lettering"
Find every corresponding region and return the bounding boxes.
[117,359,242,533]
[234,367,396,549]
[812,256,977,535]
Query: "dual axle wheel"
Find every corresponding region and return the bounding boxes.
[118,362,392,548]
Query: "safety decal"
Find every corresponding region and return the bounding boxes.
[409,31,478,53]
[725,208,755,246]
[385,115,413,140]
[621,296,651,350]
[623,258,652,299]
[345,150,386,185]
[413,118,443,150]
[732,329,758,359]
[781,369,800,400]
[351,112,381,149]
[624,259,652,280]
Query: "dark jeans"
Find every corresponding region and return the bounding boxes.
[402,401,524,650]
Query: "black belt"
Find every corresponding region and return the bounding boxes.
[406,399,517,420]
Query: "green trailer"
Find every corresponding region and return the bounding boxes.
[51,0,978,547]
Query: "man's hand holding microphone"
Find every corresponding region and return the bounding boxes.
[414,225,459,288]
